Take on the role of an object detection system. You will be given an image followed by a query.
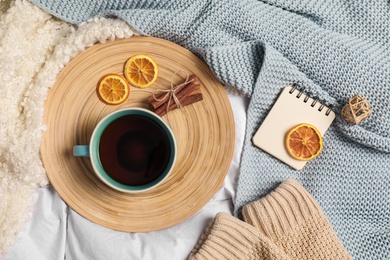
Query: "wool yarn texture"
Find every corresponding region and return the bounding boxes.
[0,0,136,255]
[190,179,351,259]
[7,0,390,259]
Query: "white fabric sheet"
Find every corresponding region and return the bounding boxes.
[5,94,248,260]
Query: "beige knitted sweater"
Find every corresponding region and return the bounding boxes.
[189,179,351,259]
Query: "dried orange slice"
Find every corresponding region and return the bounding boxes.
[124,54,158,88]
[286,123,323,161]
[97,74,130,105]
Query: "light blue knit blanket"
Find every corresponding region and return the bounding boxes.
[30,0,390,259]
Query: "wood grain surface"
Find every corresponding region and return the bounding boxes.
[40,36,235,232]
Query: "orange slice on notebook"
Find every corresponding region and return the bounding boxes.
[97,74,130,105]
[124,54,158,88]
[286,123,323,161]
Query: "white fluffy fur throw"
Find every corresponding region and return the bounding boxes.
[0,0,136,255]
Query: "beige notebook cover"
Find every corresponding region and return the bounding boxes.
[252,86,335,170]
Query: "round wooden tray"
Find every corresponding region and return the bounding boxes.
[41,37,235,232]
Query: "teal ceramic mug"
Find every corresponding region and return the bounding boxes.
[73,108,177,193]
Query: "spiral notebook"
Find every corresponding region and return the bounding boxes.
[252,85,335,170]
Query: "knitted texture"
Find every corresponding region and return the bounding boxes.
[242,179,351,259]
[189,212,291,260]
[27,0,390,259]
[190,179,351,260]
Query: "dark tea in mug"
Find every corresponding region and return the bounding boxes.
[98,115,171,186]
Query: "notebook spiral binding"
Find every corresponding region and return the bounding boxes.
[289,83,332,116]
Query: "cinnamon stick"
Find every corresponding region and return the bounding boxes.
[154,81,201,115]
[163,83,201,112]
[158,93,203,117]
[148,74,198,109]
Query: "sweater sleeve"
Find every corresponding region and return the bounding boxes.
[189,212,291,260]
[242,179,351,260]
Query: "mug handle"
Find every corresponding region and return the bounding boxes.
[73,145,90,157]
